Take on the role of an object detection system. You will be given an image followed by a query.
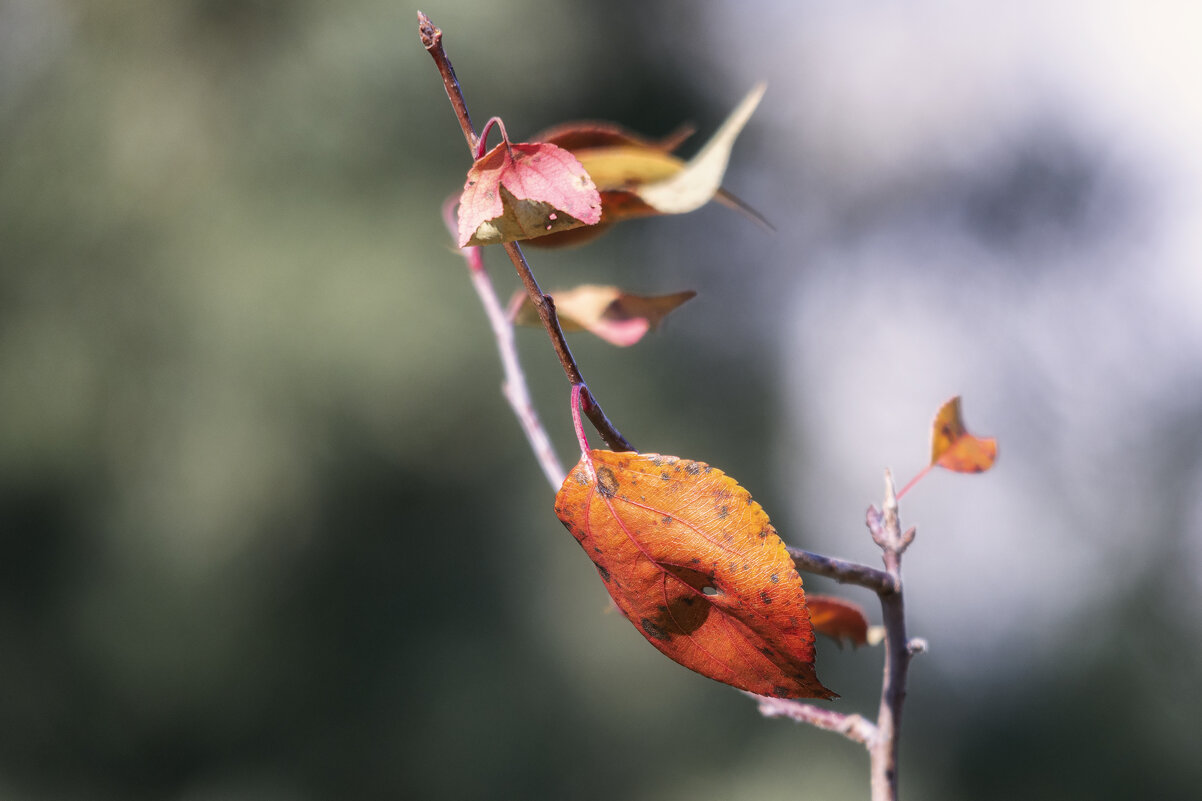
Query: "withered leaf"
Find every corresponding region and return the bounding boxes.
[806,595,872,648]
[530,84,768,247]
[513,285,696,346]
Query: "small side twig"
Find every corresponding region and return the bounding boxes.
[787,546,898,595]
[748,693,877,745]
[419,11,633,454]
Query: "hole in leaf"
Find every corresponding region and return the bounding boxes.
[702,586,718,596]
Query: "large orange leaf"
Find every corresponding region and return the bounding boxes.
[555,449,836,699]
[930,396,998,473]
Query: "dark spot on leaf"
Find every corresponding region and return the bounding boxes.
[660,472,671,480]
[770,573,779,583]
[690,557,701,564]
[682,596,696,606]
[759,646,776,658]
[684,462,702,476]
[662,515,673,524]
[717,505,729,519]
[595,563,611,582]
[760,590,773,604]
[758,526,769,539]
[596,466,619,498]
[640,617,670,641]
[771,685,791,698]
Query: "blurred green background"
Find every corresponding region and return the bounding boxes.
[2,1,1200,799]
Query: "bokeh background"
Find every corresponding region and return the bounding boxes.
[2,0,1200,799]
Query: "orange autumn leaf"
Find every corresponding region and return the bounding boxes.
[805,595,871,648]
[513,285,696,346]
[529,84,768,247]
[555,449,836,700]
[930,396,998,473]
[456,118,601,247]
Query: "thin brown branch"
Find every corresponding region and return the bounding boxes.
[501,242,633,452]
[419,11,633,455]
[418,11,476,152]
[748,693,877,745]
[787,546,898,595]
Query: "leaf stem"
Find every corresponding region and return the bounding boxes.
[894,463,931,501]
[570,383,591,455]
[419,11,633,455]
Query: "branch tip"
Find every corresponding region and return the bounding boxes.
[417,11,439,50]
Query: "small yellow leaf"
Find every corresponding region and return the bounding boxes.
[930,396,998,473]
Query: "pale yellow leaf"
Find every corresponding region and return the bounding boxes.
[635,83,766,214]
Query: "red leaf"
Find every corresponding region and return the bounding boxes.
[930,396,998,473]
[805,595,871,648]
[555,449,836,700]
[457,130,602,247]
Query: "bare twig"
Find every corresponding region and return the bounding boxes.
[419,11,633,454]
[762,471,917,801]
[787,546,898,594]
[441,198,566,490]
[748,693,877,745]
[865,471,914,801]
[418,11,476,152]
